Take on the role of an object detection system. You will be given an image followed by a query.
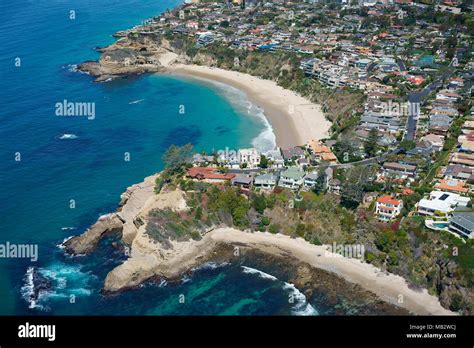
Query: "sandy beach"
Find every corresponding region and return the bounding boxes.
[166,64,331,148]
[209,228,455,316]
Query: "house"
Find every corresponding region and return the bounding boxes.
[254,173,278,190]
[443,165,474,182]
[378,134,397,147]
[436,90,461,102]
[430,114,452,128]
[429,125,450,136]
[375,195,403,221]
[421,134,444,151]
[264,148,284,168]
[434,179,469,194]
[187,167,235,182]
[279,168,305,190]
[450,153,474,167]
[238,148,260,168]
[382,162,417,178]
[459,140,474,154]
[191,153,215,165]
[308,140,338,164]
[320,152,338,164]
[297,157,310,169]
[232,174,253,193]
[417,191,470,216]
[406,141,435,157]
[327,178,342,195]
[363,192,378,205]
[449,212,474,238]
[323,167,334,190]
[303,173,319,190]
[282,147,305,162]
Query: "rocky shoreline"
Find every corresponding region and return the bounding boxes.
[63,174,454,315]
[77,35,179,82]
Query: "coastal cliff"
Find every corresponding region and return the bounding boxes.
[63,171,455,315]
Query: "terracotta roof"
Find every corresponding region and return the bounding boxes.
[434,179,469,193]
[187,167,235,181]
[321,152,338,162]
[309,140,331,154]
[377,195,402,206]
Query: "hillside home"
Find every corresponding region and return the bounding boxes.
[417,191,470,216]
[279,168,305,190]
[375,195,403,221]
[449,212,474,238]
[254,173,278,190]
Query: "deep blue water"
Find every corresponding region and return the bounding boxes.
[0,0,315,315]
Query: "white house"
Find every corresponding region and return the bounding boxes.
[417,191,470,216]
[264,148,285,168]
[375,195,403,221]
[238,148,260,169]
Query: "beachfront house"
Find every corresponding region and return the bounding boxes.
[238,148,260,169]
[375,195,403,221]
[191,153,215,165]
[282,147,306,163]
[254,173,278,190]
[308,140,338,164]
[279,168,305,190]
[264,148,285,168]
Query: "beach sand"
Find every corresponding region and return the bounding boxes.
[209,228,455,315]
[166,64,331,148]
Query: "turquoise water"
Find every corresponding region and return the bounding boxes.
[0,0,379,316]
[0,0,279,315]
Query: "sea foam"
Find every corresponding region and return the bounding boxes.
[241,266,318,316]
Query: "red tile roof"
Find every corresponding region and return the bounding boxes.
[377,195,402,206]
[187,167,235,181]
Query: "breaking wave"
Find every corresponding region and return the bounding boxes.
[240,266,318,316]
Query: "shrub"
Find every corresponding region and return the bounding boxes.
[268,224,280,234]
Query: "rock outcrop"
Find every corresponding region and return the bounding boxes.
[63,213,124,255]
[63,174,159,255]
[77,35,179,82]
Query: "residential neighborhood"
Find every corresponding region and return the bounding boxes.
[84,0,474,315]
[153,0,474,241]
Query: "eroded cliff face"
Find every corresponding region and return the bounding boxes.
[63,173,202,292]
[63,174,159,255]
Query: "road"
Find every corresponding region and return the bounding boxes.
[404,51,463,141]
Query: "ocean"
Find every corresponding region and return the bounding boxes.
[0,0,384,316]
